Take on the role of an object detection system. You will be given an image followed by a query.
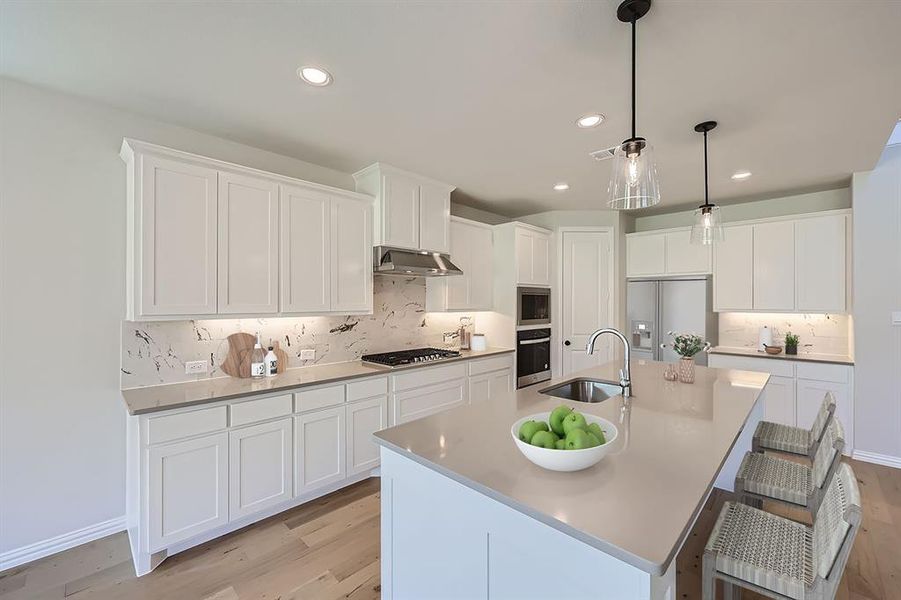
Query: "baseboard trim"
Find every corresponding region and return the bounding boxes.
[852,449,901,469]
[0,516,126,572]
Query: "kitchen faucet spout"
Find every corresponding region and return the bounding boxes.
[586,328,632,397]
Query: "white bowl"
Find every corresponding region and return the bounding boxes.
[511,412,619,472]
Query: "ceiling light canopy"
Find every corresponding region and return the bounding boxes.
[297,66,332,86]
[576,114,605,128]
[690,121,725,245]
[731,171,752,180]
[553,182,570,191]
[607,0,660,210]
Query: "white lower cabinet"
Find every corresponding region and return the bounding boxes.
[346,396,389,476]
[148,432,229,552]
[393,379,467,425]
[294,406,347,497]
[796,378,853,451]
[469,369,513,403]
[228,419,293,520]
[762,375,796,427]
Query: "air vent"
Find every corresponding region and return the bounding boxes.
[589,146,618,161]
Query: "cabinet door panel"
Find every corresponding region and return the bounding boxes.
[797,379,852,452]
[665,229,711,274]
[795,215,846,312]
[331,197,372,313]
[531,233,550,285]
[381,174,420,249]
[218,172,279,314]
[148,433,228,551]
[419,182,450,253]
[280,185,330,313]
[140,155,218,316]
[626,234,666,277]
[295,407,346,496]
[515,229,533,284]
[753,221,795,310]
[713,224,753,311]
[347,396,389,476]
[763,375,796,427]
[468,225,494,309]
[229,419,292,520]
[445,220,470,309]
[469,369,513,403]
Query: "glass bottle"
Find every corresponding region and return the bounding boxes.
[250,333,266,378]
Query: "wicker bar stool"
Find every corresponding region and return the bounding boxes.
[752,393,835,460]
[703,462,860,600]
[736,419,844,514]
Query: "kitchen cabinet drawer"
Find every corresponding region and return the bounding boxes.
[393,379,467,425]
[393,363,467,392]
[294,384,345,412]
[229,394,292,427]
[346,376,388,402]
[146,406,227,445]
[468,354,514,377]
[708,353,794,378]
[795,362,850,384]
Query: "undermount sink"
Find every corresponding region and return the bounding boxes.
[538,378,623,403]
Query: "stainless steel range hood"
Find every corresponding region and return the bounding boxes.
[373,246,463,277]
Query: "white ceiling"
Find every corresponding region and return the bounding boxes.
[3,1,900,216]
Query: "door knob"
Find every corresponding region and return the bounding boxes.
[564,340,571,346]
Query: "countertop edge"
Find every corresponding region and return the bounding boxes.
[709,346,854,366]
[122,348,515,416]
[373,436,663,576]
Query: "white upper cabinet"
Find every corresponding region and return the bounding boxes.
[625,229,710,278]
[217,172,279,314]
[122,139,373,320]
[426,217,494,311]
[795,214,846,312]
[280,185,331,314]
[132,152,219,318]
[330,196,373,313]
[713,224,754,311]
[515,226,552,286]
[353,163,455,253]
[753,220,795,310]
[626,233,666,277]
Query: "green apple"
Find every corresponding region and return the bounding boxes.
[587,422,606,445]
[562,412,588,435]
[530,430,558,449]
[555,438,567,450]
[518,420,548,442]
[565,428,591,450]
[584,432,601,447]
[549,405,573,436]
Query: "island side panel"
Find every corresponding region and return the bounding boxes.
[714,394,764,491]
[380,447,654,599]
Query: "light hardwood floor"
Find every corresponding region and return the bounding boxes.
[1,459,898,600]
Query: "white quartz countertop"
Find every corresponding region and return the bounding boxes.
[709,345,854,365]
[121,347,514,415]
[374,359,769,576]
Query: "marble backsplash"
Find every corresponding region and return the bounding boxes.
[718,312,851,356]
[122,276,496,388]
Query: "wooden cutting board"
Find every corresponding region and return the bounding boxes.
[221,333,288,378]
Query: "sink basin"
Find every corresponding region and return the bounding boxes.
[538,378,623,403]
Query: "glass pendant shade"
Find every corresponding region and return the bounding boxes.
[690,205,724,245]
[607,140,661,209]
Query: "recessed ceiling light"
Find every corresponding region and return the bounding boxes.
[731,171,752,180]
[553,182,570,191]
[576,113,605,128]
[297,66,332,86]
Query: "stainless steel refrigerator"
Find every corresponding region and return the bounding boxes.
[627,277,718,366]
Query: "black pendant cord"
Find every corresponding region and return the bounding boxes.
[631,17,637,141]
[702,130,710,209]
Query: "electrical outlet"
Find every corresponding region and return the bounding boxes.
[185,360,208,375]
[300,349,315,361]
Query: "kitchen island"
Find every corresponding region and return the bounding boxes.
[373,359,768,600]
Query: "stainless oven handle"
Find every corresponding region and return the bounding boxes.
[519,337,551,345]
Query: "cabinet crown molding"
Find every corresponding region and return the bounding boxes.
[351,162,456,192]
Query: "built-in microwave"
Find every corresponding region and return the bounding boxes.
[517,287,551,326]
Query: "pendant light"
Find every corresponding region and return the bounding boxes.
[608,0,660,210]
[690,121,725,245]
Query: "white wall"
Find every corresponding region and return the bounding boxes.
[852,143,901,463]
[450,202,509,225]
[0,78,355,557]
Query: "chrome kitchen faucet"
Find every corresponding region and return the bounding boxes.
[585,328,632,398]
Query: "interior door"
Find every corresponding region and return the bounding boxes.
[561,230,612,375]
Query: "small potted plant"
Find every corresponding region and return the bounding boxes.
[661,332,711,383]
[784,332,800,355]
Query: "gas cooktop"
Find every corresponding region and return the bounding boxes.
[361,347,462,368]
